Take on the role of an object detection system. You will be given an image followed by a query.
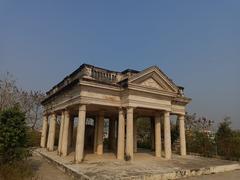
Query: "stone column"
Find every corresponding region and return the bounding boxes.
[133,118,137,153]
[40,115,48,148]
[62,110,70,156]
[179,115,186,156]
[97,111,104,155]
[155,113,161,157]
[117,108,125,160]
[93,117,98,153]
[75,105,86,163]
[58,111,65,155]
[164,111,171,159]
[126,107,134,160]
[46,117,51,150]
[48,113,57,151]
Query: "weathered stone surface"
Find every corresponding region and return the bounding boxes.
[40,64,192,166]
[36,148,240,180]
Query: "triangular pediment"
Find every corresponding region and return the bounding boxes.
[139,77,164,90]
[128,66,179,92]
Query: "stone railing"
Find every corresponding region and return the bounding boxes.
[83,66,120,83]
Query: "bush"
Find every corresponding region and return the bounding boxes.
[215,118,240,160]
[137,118,151,149]
[186,131,215,157]
[0,107,29,164]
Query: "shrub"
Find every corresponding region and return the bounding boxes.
[137,118,151,149]
[215,118,240,160]
[0,107,29,164]
[186,131,215,157]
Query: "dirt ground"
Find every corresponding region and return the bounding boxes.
[30,154,71,180]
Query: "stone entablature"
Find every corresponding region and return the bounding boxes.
[42,64,190,115]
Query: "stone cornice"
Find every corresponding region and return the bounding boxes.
[172,96,191,105]
[79,96,121,107]
[79,80,121,91]
[122,99,172,111]
[128,83,178,98]
[44,95,81,113]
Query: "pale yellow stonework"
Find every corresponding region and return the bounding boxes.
[61,110,70,156]
[164,111,171,159]
[40,64,191,163]
[179,115,186,156]
[126,107,134,160]
[155,113,161,157]
[97,111,104,155]
[117,109,125,160]
[57,111,64,155]
[40,115,48,148]
[75,105,86,163]
[48,113,56,151]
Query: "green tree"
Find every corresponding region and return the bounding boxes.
[171,122,179,145]
[216,117,233,159]
[185,113,215,157]
[187,131,215,157]
[0,107,29,164]
[137,118,151,149]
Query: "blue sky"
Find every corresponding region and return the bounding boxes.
[0,1,239,128]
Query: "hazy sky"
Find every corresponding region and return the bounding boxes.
[0,1,239,128]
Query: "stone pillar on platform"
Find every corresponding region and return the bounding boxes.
[75,105,86,163]
[164,111,171,159]
[40,115,48,148]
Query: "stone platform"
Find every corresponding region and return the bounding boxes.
[35,148,240,180]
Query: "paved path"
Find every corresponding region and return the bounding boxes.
[183,170,240,180]
[30,154,71,180]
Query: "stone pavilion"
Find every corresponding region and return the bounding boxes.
[40,64,191,163]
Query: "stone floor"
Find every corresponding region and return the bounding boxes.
[35,148,240,180]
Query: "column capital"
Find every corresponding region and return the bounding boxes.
[164,110,170,115]
[64,110,70,116]
[118,106,124,111]
[127,106,134,113]
[43,115,48,121]
[79,104,87,112]
[51,112,57,118]
[178,114,185,120]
